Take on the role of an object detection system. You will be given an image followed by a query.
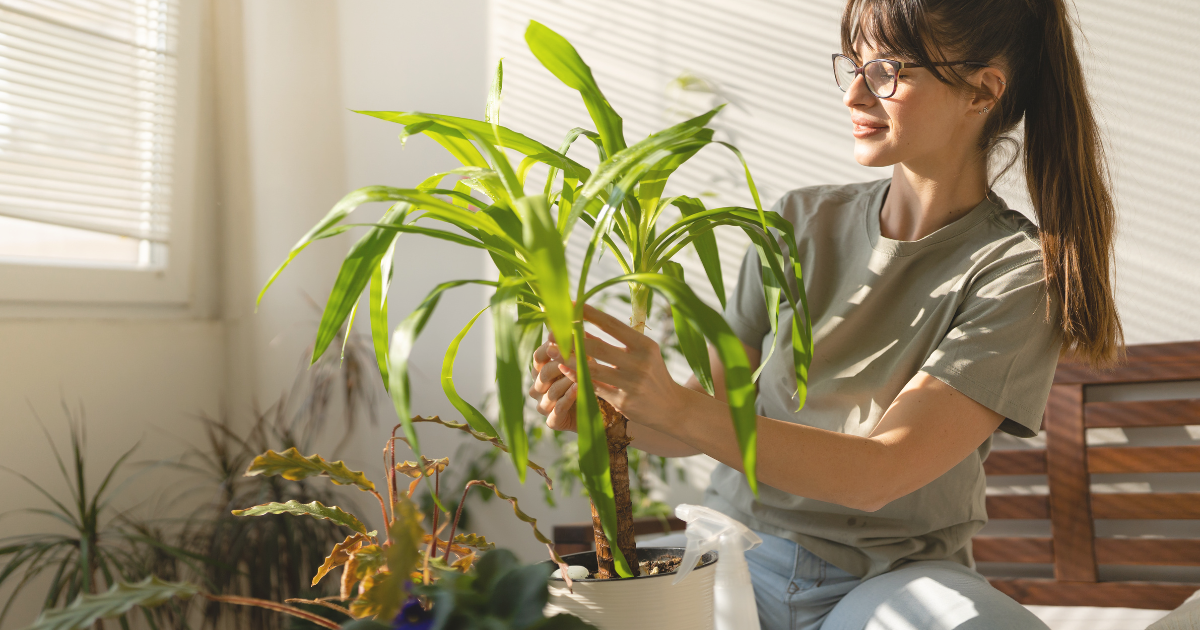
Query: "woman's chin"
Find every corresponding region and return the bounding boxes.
[853,144,899,168]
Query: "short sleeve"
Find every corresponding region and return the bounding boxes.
[920,259,1063,437]
[724,246,773,351]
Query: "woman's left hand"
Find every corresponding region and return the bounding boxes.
[556,304,687,430]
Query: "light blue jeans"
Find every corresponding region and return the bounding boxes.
[746,532,1050,630]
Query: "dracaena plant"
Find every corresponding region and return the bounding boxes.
[258,21,812,579]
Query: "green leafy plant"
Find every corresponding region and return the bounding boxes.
[169,325,379,630]
[0,407,206,629]
[258,20,813,579]
[23,417,594,629]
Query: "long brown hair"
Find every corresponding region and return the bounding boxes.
[840,0,1124,367]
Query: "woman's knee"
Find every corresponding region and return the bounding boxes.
[821,562,1049,630]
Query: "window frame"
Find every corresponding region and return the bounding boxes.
[0,0,201,307]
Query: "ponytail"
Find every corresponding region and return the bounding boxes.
[1022,0,1123,366]
[842,0,1124,367]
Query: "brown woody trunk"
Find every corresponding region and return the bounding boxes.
[590,397,640,579]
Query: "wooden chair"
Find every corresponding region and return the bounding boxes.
[552,341,1200,609]
[978,340,1200,610]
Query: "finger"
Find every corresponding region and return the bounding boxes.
[548,383,577,431]
[581,303,644,350]
[591,380,623,406]
[559,357,631,390]
[544,372,573,403]
[529,360,565,400]
[532,341,552,372]
[554,382,577,418]
[582,335,630,368]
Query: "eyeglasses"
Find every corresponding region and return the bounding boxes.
[832,53,989,99]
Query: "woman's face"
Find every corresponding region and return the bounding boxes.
[843,41,980,169]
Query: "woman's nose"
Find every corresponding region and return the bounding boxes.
[842,72,877,108]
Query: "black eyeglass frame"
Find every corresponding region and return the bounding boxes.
[831,53,989,99]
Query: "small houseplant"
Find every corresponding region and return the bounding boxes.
[258,21,812,580]
[19,418,594,629]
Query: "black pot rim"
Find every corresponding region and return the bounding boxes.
[545,546,718,583]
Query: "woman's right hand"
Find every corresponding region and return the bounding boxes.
[528,337,579,433]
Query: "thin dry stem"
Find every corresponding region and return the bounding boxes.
[204,594,341,630]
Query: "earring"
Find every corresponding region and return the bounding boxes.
[980,106,990,115]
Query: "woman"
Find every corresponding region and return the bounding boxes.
[529,0,1121,627]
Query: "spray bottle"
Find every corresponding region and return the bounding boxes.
[672,504,762,630]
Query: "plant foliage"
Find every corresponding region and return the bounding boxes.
[258,20,813,579]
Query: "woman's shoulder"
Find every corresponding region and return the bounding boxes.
[775,179,889,224]
[779,179,888,208]
[977,193,1045,269]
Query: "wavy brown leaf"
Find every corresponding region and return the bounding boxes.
[311,533,369,587]
[412,415,553,489]
[244,447,376,492]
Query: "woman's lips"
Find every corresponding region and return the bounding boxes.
[852,122,888,139]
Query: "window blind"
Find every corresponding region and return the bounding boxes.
[0,0,179,244]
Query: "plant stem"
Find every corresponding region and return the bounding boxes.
[590,281,650,579]
[446,486,472,561]
[204,594,341,630]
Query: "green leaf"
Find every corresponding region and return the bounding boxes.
[568,320,632,578]
[486,58,503,125]
[441,307,499,437]
[244,448,376,492]
[451,533,495,552]
[491,280,529,483]
[231,500,370,536]
[567,108,719,237]
[369,240,395,389]
[389,279,498,457]
[490,562,554,628]
[519,196,573,357]
[24,577,199,630]
[585,272,758,493]
[661,262,714,395]
[525,21,626,157]
[258,188,411,309]
[310,203,407,365]
[358,111,590,183]
[671,196,726,310]
[388,498,424,584]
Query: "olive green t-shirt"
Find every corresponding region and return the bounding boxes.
[705,178,1062,579]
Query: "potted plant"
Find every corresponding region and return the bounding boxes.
[257,15,811,607]
[19,418,596,630]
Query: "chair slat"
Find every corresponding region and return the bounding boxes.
[986,495,1050,519]
[984,449,1046,475]
[1092,492,1200,519]
[1086,399,1200,428]
[1055,341,1200,385]
[972,536,1052,563]
[1089,445,1200,474]
[1095,538,1200,566]
[1045,384,1098,581]
[989,578,1199,610]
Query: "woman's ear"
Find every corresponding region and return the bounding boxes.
[971,68,1008,114]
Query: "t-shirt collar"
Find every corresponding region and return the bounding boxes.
[865,178,1003,257]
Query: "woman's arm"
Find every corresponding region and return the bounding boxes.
[563,305,1004,513]
[627,342,762,457]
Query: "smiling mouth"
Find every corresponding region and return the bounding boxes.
[852,123,888,139]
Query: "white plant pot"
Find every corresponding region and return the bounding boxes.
[545,547,719,630]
